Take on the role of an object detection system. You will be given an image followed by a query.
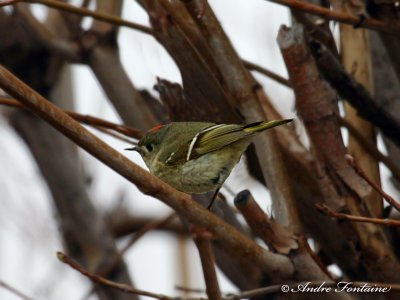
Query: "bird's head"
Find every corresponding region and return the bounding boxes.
[126,124,167,166]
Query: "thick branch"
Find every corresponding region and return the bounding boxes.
[0,64,295,279]
[310,40,400,148]
[182,0,301,232]
[278,24,400,282]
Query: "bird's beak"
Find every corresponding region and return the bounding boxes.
[125,146,138,152]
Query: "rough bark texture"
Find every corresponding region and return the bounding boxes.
[279,24,400,284]
[334,0,382,217]
[2,2,400,299]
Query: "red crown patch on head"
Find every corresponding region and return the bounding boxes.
[149,124,165,133]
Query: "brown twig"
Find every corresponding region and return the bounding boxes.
[192,227,222,300]
[101,213,176,276]
[265,0,400,35]
[83,213,177,300]
[0,0,21,7]
[109,215,186,238]
[94,127,137,145]
[242,60,291,88]
[0,97,143,139]
[339,117,400,184]
[0,280,36,300]
[1,0,297,90]
[57,252,178,300]
[345,154,400,213]
[234,190,298,255]
[57,252,400,299]
[225,280,398,299]
[2,0,153,34]
[316,203,400,227]
[0,64,294,279]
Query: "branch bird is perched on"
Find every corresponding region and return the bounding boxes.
[127,119,293,209]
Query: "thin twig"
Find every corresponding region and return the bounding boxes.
[57,253,400,300]
[339,117,400,184]
[0,97,143,139]
[265,0,400,35]
[316,203,400,227]
[0,280,36,300]
[0,64,295,280]
[345,154,400,213]
[174,285,205,294]
[2,0,153,34]
[192,227,222,300]
[1,0,302,90]
[94,127,137,145]
[225,280,398,299]
[242,59,291,88]
[57,252,178,300]
[83,213,177,300]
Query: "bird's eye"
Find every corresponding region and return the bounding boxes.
[146,144,154,152]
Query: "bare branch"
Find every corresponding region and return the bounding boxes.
[83,213,177,300]
[0,97,143,139]
[278,23,400,282]
[310,39,400,148]
[192,227,222,300]
[316,203,400,227]
[59,251,399,300]
[346,155,400,213]
[0,280,36,300]
[241,60,291,88]
[225,280,398,299]
[0,64,295,279]
[264,0,400,35]
[57,252,177,300]
[2,0,153,34]
[234,190,298,255]
[339,117,400,184]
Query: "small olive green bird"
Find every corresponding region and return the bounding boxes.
[127,119,292,208]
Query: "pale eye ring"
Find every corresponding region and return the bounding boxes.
[145,144,154,152]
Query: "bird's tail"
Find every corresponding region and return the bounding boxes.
[243,119,293,133]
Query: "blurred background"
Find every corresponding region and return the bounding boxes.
[1,0,400,299]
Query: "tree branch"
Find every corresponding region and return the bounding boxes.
[346,154,400,213]
[265,0,400,35]
[57,252,400,300]
[57,252,177,300]
[339,117,400,184]
[0,280,36,300]
[316,203,400,227]
[310,39,400,148]
[0,64,295,279]
[3,0,153,34]
[0,97,143,139]
[192,227,222,300]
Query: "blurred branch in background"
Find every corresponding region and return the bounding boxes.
[0,61,296,279]
[0,280,36,300]
[1,0,400,299]
[279,24,400,284]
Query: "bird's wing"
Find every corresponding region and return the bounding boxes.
[165,124,249,165]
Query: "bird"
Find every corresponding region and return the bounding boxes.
[127,119,293,209]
